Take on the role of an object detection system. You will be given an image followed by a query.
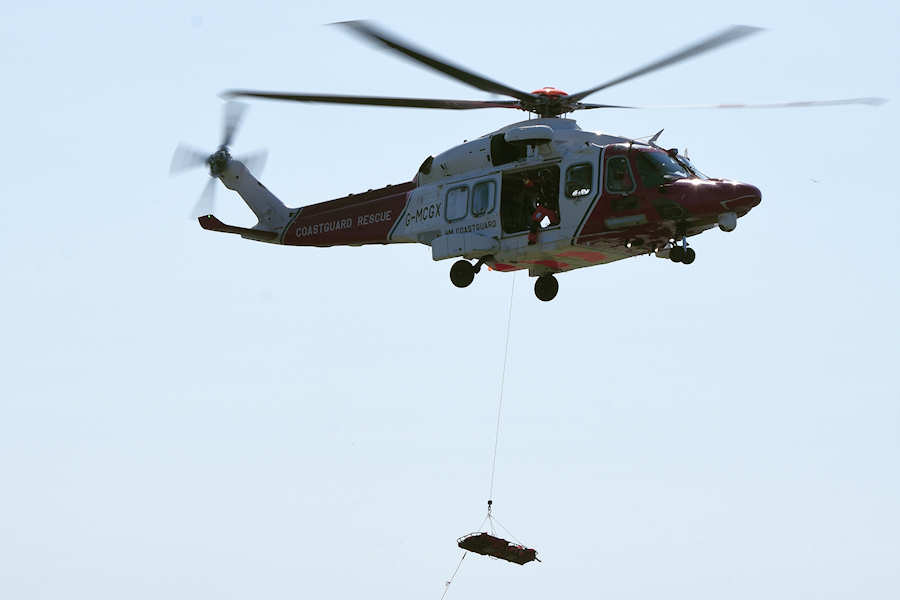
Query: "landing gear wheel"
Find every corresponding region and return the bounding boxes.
[450,260,475,288]
[534,274,559,302]
[682,248,696,264]
[670,246,685,263]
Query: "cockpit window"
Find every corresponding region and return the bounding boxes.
[635,150,691,187]
[605,156,635,193]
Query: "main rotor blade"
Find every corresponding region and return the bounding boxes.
[622,97,889,109]
[223,90,522,110]
[221,101,248,148]
[170,144,209,175]
[575,103,638,110]
[191,178,217,219]
[334,20,535,103]
[568,25,763,102]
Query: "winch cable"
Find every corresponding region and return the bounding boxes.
[439,551,467,600]
[483,274,531,546]
[439,274,517,599]
[488,273,517,507]
[439,513,490,599]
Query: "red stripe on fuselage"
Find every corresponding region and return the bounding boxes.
[491,263,522,272]
[557,250,607,263]
[520,259,570,270]
[281,182,415,246]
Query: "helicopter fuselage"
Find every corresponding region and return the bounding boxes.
[200,117,761,296]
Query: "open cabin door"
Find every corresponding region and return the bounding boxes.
[498,164,561,240]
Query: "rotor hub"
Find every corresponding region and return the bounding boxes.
[531,87,568,97]
[208,147,231,177]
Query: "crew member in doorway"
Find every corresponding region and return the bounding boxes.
[528,197,559,245]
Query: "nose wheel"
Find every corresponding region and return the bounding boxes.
[669,237,696,265]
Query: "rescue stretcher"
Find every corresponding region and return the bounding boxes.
[457,532,539,565]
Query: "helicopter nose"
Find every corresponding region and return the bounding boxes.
[721,181,762,211]
[711,182,761,232]
[742,183,762,208]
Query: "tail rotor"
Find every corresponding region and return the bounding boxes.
[170,101,267,218]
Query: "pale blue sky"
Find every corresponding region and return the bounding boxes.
[1,1,898,598]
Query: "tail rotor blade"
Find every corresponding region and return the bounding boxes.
[170,144,210,175]
[191,178,217,219]
[221,101,248,148]
[237,149,268,177]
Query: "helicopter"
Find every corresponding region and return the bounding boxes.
[171,21,885,301]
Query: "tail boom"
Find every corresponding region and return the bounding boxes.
[280,182,415,247]
[198,157,415,247]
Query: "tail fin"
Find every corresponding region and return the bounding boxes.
[218,160,291,231]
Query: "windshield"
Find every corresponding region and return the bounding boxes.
[675,155,709,180]
[633,149,690,187]
[647,150,690,179]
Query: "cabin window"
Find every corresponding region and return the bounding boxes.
[605,156,635,193]
[565,164,592,198]
[472,181,495,216]
[445,186,469,222]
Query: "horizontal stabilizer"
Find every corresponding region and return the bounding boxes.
[198,215,280,242]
